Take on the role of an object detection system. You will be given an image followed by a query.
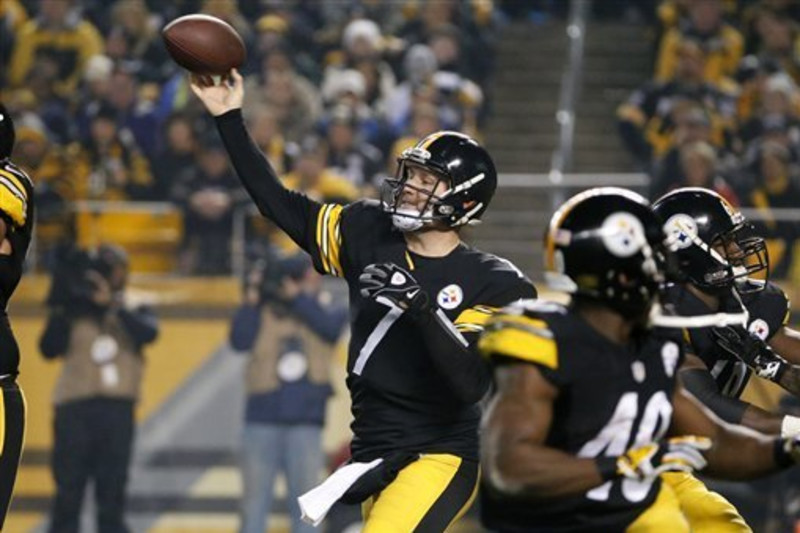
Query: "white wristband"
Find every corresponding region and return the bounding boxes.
[781,415,800,438]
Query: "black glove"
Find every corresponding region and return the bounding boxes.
[340,452,419,504]
[711,326,788,382]
[359,263,429,312]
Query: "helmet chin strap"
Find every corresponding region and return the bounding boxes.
[391,206,432,232]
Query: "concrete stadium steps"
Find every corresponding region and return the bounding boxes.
[485,21,566,174]
[573,22,653,172]
[465,186,555,279]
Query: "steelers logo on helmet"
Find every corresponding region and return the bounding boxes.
[664,214,698,251]
[600,212,646,258]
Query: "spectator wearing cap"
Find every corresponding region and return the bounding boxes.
[655,0,743,84]
[747,141,800,277]
[322,18,396,115]
[243,46,322,143]
[321,104,384,192]
[384,44,439,129]
[320,68,395,156]
[8,0,104,99]
[72,105,154,201]
[170,134,248,275]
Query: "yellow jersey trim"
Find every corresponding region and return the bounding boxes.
[315,204,344,276]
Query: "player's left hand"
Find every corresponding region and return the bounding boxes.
[359,263,427,311]
[615,436,711,481]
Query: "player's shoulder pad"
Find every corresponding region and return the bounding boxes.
[479,299,563,369]
[756,280,791,328]
[0,163,30,227]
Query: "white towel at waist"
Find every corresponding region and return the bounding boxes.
[298,458,383,527]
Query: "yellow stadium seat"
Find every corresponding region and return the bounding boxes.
[74,202,183,274]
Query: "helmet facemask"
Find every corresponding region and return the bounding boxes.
[382,157,450,232]
[676,220,769,294]
[712,224,769,294]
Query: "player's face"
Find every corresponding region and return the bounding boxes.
[399,164,448,213]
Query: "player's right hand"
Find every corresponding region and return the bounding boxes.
[615,436,711,481]
[189,68,244,116]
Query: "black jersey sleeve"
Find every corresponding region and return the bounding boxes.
[216,109,351,277]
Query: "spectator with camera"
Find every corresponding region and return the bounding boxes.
[39,243,159,533]
[229,249,347,533]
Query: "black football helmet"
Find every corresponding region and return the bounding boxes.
[0,103,15,161]
[653,187,768,294]
[383,130,497,229]
[544,188,672,319]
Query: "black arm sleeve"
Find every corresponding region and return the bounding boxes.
[214,109,320,249]
[414,306,491,405]
[39,310,72,359]
[680,368,748,424]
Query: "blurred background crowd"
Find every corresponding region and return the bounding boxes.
[1,0,500,276]
[617,0,800,279]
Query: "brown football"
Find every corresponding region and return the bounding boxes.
[162,14,246,75]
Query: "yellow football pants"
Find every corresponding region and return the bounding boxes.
[361,453,479,533]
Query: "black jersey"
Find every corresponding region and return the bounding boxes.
[311,200,535,460]
[480,301,684,532]
[0,159,34,376]
[663,281,789,398]
[215,111,537,462]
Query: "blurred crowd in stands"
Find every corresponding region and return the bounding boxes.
[0,0,503,275]
[618,0,800,279]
